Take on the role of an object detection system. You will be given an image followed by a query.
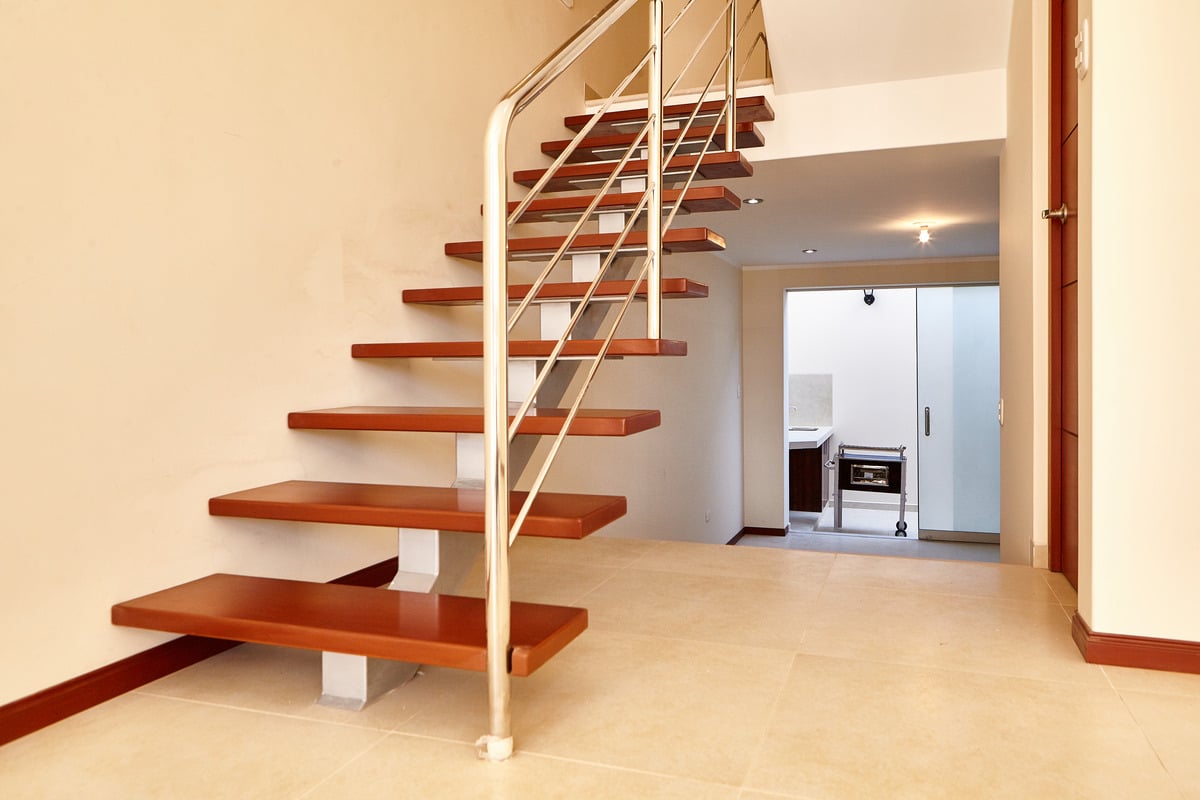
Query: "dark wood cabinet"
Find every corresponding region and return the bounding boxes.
[789,440,830,512]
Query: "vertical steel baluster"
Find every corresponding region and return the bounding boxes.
[725,0,738,152]
[647,0,664,339]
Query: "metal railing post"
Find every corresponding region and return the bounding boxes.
[725,0,737,152]
[647,0,664,339]
[480,101,514,763]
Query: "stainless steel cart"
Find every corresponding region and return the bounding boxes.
[833,444,909,537]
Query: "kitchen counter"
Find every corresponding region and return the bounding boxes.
[788,426,834,450]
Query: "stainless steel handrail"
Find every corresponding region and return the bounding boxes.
[478,0,765,761]
[481,0,644,762]
[664,0,734,102]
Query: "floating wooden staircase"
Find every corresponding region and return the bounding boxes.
[112,88,771,713]
[113,574,587,676]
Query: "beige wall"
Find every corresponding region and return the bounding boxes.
[999,0,1050,566]
[1083,1,1200,641]
[741,259,1000,533]
[546,252,744,544]
[0,0,593,706]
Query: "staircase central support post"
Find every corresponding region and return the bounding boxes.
[481,99,514,763]
[725,0,738,153]
[647,0,664,339]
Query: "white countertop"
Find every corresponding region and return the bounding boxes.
[788,426,834,450]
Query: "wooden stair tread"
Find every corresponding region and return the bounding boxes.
[564,95,775,134]
[112,574,587,676]
[289,406,661,436]
[506,186,740,223]
[210,480,626,539]
[542,122,764,162]
[351,339,688,359]
[444,228,725,262]
[403,278,709,306]
[514,151,752,193]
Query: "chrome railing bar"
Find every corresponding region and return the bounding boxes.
[506,122,652,333]
[738,0,761,31]
[646,0,664,339]
[725,0,738,153]
[663,0,701,39]
[738,32,770,82]
[514,0,639,116]
[509,258,652,544]
[662,48,730,165]
[663,0,733,102]
[507,48,654,226]
[663,105,727,234]
[481,0,641,762]
[506,193,652,441]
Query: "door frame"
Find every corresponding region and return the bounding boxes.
[1047,0,1065,574]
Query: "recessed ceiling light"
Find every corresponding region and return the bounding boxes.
[912,220,937,244]
[744,197,764,205]
[802,248,818,254]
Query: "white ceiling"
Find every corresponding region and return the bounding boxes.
[716,0,1013,267]
[718,140,1002,266]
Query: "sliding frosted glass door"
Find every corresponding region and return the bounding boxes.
[916,286,1000,538]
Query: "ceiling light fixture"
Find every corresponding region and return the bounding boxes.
[913,221,934,244]
[744,197,764,205]
[802,248,818,254]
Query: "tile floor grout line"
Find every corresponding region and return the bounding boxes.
[810,577,1069,607]
[737,651,805,796]
[786,648,1111,690]
[293,727,395,800]
[1106,675,1189,799]
[132,689,396,734]
[357,727,750,791]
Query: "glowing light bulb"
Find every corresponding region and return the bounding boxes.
[918,225,931,244]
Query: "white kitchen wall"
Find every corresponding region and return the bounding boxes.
[786,288,919,507]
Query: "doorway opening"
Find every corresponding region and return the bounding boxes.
[737,284,1000,563]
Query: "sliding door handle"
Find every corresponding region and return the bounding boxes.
[924,407,931,437]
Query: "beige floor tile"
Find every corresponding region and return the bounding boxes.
[1121,690,1200,797]
[0,693,385,800]
[456,553,621,607]
[797,583,1109,685]
[390,630,795,785]
[511,534,661,569]
[1105,665,1200,698]
[580,568,822,650]
[136,643,424,730]
[826,553,1061,603]
[746,655,1180,800]
[1041,569,1080,607]
[305,734,740,799]
[632,539,836,585]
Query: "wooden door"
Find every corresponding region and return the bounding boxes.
[1050,0,1080,587]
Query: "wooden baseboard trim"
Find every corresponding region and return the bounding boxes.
[728,525,789,545]
[1072,612,1200,674]
[0,557,401,747]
